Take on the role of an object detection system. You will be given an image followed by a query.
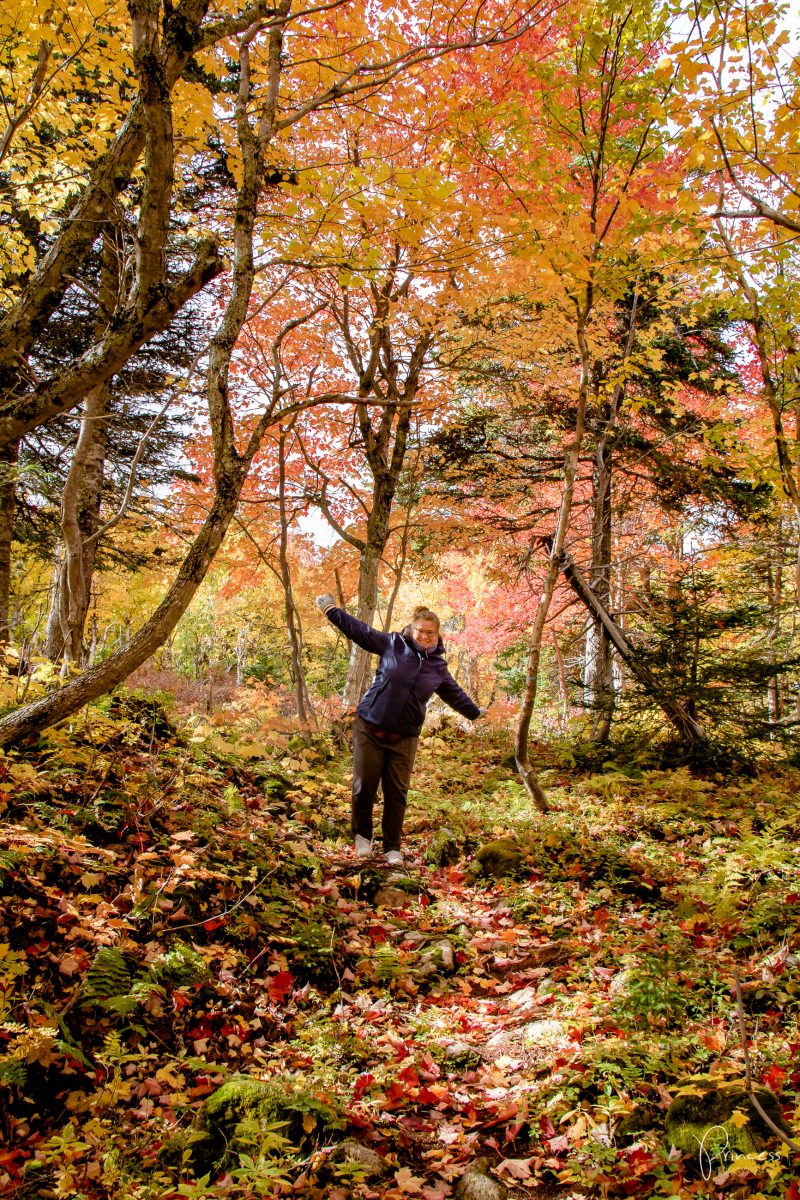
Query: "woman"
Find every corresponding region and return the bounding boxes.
[315,596,484,865]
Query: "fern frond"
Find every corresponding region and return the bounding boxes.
[83,947,132,1001]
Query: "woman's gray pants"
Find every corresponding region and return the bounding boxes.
[351,714,419,852]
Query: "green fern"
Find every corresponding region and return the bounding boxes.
[0,1058,27,1088]
[83,947,132,1001]
[0,849,23,883]
[371,944,403,983]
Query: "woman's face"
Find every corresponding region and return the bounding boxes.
[411,619,438,650]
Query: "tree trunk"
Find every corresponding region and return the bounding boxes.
[45,227,120,663]
[383,494,414,632]
[514,311,592,812]
[583,286,638,743]
[584,433,614,742]
[44,384,112,663]
[343,519,386,707]
[277,425,316,727]
[0,480,243,746]
[766,557,782,724]
[0,4,292,748]
[553,633,570,722]
[0,439,19,644]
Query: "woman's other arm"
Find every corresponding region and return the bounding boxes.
[435,674,482,720]
[315,596,392,655]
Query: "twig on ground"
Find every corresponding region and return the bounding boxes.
[734,967,799,1153]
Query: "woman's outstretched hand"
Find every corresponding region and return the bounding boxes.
[316,594,336,613]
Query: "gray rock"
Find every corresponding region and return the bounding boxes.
[374,884,417,908]
[516,1019,566,1046]
[416,939,456,978]
[441,1040,482,1068]
[455,1159,506,1200]
[328,1140,387,1179]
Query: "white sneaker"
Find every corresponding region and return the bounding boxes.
[354,835,372,858]
[385,850,404,867]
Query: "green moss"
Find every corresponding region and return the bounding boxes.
[198,1073,343,1168]
[475,838,522,878]
[664,1077,788,1162]
[425,828,461,867]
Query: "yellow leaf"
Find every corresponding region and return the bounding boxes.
[728,1153,760,1173]
[729,1108,750,1129]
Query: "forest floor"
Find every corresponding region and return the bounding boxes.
[0,688,799,1200]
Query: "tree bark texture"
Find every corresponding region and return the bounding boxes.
[513,307,592,813]
[0,439,19,643]
[278,425,316,728]
[44,385,112,663]
[584,433,614,742]
[0,7,289,748]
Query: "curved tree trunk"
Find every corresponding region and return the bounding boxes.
[0,482,242,746]
[44,385,112,663]
[0,5,293,749]
[0,439,19,644]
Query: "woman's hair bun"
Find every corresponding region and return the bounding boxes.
[411,605,440,631]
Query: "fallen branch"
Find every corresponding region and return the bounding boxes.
[734,968,799,1153]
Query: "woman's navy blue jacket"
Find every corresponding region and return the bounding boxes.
[325,608,480,737]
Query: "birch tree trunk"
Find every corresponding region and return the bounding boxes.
[277,425,317,728]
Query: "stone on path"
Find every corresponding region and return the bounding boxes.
[327,1140,387,1179]
[475,839,522,878]
[455,1158,507,1200]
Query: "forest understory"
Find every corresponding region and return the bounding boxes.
[1,691,798,1200]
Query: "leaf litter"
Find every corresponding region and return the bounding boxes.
[0,701,798,1198]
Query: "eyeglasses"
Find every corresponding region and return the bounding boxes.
[412,627,437,640]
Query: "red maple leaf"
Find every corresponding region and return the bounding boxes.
[762,1064,787,1091]
[353,1072,375,1100]
[267,971,294,1003]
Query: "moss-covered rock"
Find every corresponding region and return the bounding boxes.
[615,1104,662,1143]
[425,828,461,867]
[475,839,522,878]
[197,1074,343,1168]
[664,1077,789,1162]
[414,939,456,978]
[326,1140,388,1181]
